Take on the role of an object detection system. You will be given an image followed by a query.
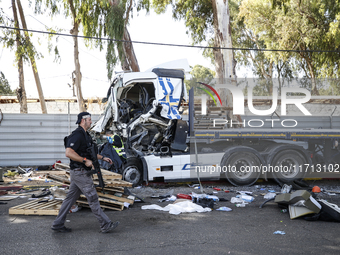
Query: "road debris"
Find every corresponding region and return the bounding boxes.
[216,206,232,211]
[142,200,212,215]
[273,231,286,235]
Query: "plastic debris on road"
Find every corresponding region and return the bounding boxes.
[235,203,247,207]
[237,191,253,195]
[231,197,244,203]
[264,193,276,199]
[167,195,177,202]
[231,197,249,207]
[216,206,232,211]
[281,184,292,193]
[191,192,219,202]
[236,194,254,203]
[273,231,286,235]
[141,201,212,215]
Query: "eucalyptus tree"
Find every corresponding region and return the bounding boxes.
[185,64,215,95]
[35,0,91,111]
[79,0,149,78]
[238,0,340,95]
[35,0,148,112]
[153,0,235,81]
[0,0,48,113]
[152,0,236,120]
[229,0,294,95]
[16,0,47,113]
[0,72,15,95]
[10,0,28,113]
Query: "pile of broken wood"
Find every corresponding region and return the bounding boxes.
[50,163,135,211]
[8,163,135,215]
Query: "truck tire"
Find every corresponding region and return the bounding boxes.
[271,149,307,184]
[221,152,261,186]
[122,158,142,187]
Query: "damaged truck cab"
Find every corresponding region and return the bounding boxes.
[93,67,340,187]
[92,68,190,186]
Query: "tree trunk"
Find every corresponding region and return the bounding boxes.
[212,0,237,121]
[308,64,319,96]
[110,0,139,72]
[68,0,86,112]
[12,0,27,113]
[16,0,47,114]
[122,28,140,72]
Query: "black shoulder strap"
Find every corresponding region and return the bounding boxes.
[64,127,88,148]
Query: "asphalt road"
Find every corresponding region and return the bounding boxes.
[1,179,340,255]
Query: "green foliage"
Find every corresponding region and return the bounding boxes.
[104,0,128,79]
[67,0,150,79]
[184,64,215,94]
[238,0,340,81]
[271,0,290,13]
[153,0,340,96]
[0,72,15,95]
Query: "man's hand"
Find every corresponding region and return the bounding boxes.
[97,154,113,164]
[102,157,113,164]
[84,159,93,168]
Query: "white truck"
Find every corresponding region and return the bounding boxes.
[92,68,340,187]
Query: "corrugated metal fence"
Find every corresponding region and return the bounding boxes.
[0,113,100,167]
[1,113,339,167]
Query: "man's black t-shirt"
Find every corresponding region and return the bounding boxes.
[66,126,93,170]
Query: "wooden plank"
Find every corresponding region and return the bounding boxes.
[47,174,70,184]
[10,198,45,209]
[77,197,124,211]
[97,192,134,205]
[54,167,69,171]
[55,163,122,180]
[77,200,123,211]
[22,183,66,189]
[104,180,132,187]
[79,194,124,207]
[9,198,62,215]
[96,186,124,193]
[48,174,128,187]
[93,180,131,188]
[33,170,67,176]
[54,163,71,169]
[98,203,124,211]
[94,169,122,181]
[94,174,122,181]
[101,169,122,178]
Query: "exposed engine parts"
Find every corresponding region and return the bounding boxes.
[92,68,189,159]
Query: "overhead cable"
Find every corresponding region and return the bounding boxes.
[1,25,340,53]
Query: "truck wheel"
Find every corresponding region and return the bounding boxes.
[221,152,261,186]
[122,159,142,187]
[271,150,307,184]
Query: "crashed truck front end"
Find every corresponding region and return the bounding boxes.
[92,68,189,177]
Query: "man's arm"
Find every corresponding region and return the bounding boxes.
[65,147,93,168]
[97,154,113,164]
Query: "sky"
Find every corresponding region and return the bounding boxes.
[0,2,230,99]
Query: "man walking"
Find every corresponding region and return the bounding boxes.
[51,112,119,233]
